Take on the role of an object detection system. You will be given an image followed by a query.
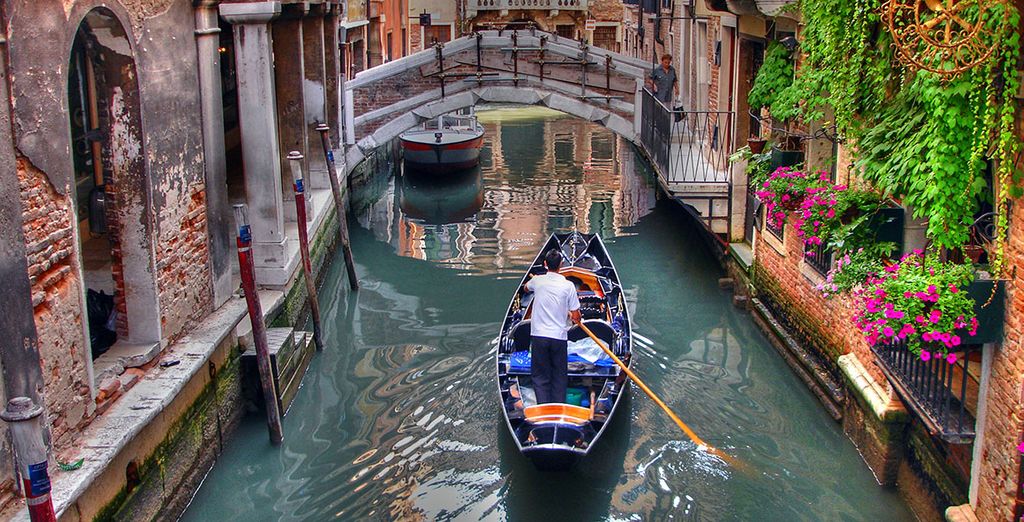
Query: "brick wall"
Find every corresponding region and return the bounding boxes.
[974,198,1024,520]
[753,214,887,385]
[16,157,93,451]
[156,183,212,341]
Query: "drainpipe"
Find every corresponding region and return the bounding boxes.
[195,0,234,308]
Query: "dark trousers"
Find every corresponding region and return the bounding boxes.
[531,336,568,404]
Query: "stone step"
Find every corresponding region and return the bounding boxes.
[92,340,161,387]
[240,327,316,414]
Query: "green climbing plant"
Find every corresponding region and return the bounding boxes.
[765,0,1022,262]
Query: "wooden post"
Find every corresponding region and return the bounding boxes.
[1,398,55,522]
[233,204,284,444]
[286,151,324,351]
[315,123,359,290]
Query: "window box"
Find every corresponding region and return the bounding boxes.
[962,277,1006,345]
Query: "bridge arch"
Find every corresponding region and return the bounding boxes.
[343,30,650,173]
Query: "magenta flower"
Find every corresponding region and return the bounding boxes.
[948,284,959,293]
[927,284,937,294]
[1017,441,1024,454]
[920,350,931,361]
[883,326,895,337]
[915,315,927,324]
[946,353,957,364]
[929,310,941,324]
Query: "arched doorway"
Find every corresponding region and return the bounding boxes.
[67,8,160,359]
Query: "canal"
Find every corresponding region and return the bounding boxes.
[181,108,915,521]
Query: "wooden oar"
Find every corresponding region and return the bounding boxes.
[578,322,745,470]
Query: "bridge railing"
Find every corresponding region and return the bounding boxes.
[639,89,733,185]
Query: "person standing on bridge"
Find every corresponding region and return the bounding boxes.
[524,249,582,404]
[647,53,679,106]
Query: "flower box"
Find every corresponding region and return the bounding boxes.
[769,147,804,172]
[867,204,905,252]
[961,278,1006,345]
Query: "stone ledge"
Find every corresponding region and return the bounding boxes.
[92,341,161,387]
[944,503,979,522]
[8,290,285,521]
[838,353,908,424]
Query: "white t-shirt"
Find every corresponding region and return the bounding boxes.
[526,272,581,340]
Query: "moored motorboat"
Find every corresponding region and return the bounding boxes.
[496,231,632,470]
[400,110,484,174]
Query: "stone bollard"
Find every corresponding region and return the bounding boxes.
[1,397,56,522]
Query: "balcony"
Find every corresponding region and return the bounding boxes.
[871,277,1005,443]
[872,340,978,443]
[468,0,588,16]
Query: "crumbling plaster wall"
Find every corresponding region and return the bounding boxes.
[5,0,213,451]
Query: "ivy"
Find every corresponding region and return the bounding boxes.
[749,0,1023,259]
[747,41,794,115]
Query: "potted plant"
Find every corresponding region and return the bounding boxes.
[845,252,978,362]
[747,136,768,154]
[754,167,821,228]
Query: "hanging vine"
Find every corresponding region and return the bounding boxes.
[752,0,1022,270]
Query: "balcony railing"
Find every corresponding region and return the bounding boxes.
[639,89,733,185]
[470,0,588,12]
[872,340,978,443]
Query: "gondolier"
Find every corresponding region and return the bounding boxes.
[525,249,582,404]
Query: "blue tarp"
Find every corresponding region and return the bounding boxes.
[509,348,616,373]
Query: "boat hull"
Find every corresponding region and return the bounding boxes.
[401,134,483,174]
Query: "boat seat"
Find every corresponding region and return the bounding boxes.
[578,294,607,320]
[509,320,532,353]
[524,403,591,425]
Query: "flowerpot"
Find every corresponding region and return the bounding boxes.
[963,245,985,264]
[769,147,804,173]
[961,278,1006,345]
[747,137,767,154]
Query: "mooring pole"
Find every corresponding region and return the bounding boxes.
[315,123,359,291]
[1,397,55,522]
[287,152,325,351]
[233,204,284,444]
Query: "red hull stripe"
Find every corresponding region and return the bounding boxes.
[401,136,484,152]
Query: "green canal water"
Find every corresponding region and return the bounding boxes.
[181,108,915,521]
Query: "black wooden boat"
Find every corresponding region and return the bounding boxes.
[496,231,632,470]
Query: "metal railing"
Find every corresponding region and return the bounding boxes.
[639,89,733,185]
[804,242,832,276]
[871,340,978,443]
[765,213,784,239]
[470,0,587,11]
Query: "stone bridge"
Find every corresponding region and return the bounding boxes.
[342,29,651,170]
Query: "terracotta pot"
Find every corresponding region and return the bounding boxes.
[963,244,985,264]
[747,137,767,154]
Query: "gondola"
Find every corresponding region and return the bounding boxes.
[496,231,632,470]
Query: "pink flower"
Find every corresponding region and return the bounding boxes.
[948,284,959,293]
[920,350,931,361]
[929,310,941,324]
[946,353,957,364]
[875,288,886,297]
[826,208,836,218]
[922,332,933,342]
[883,326,895,337]
[950,335,961,347]
[915,315,927,324]
[1018,441,1024,454]
[927,284,937,294]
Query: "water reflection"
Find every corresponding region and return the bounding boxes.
[181,107,916,522]
[352,106,658,275]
